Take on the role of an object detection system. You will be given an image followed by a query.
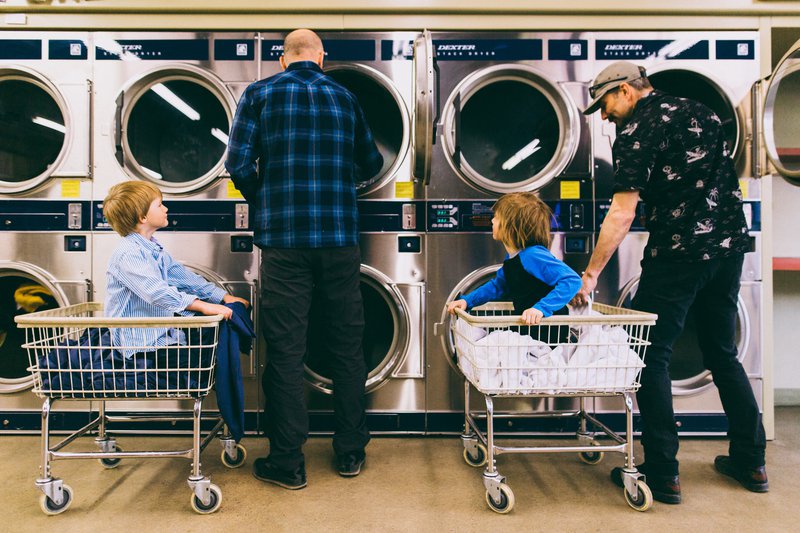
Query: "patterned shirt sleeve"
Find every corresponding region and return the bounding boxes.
[612,111,662,195]
[225,85,261,202]
[352,99,384,180]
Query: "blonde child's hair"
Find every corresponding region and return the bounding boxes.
[493,192,552,251]
[103,181,162,236]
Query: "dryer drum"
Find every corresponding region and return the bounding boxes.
[0,76,66,186]
[325,66,408,194]
[304,272,409,394]
[616,277,748,396]
[123,79,230,186]
[648,69,741,161]
[0,273,60,390]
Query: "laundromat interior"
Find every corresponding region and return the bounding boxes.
[1,0,799,529]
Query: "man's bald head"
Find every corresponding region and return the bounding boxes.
[282,29,324,65]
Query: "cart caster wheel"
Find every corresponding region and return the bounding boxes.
[463,443,488,468]
[579,442,604,465]
[485,483,515,514]
[624,479,653,512]
[221,444,247,468]
[191,484,222,514]
[99,446,122,469]
[39,484,73,515]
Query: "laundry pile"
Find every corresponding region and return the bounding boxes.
[454,316,644,394]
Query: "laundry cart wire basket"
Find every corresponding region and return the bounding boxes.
[15,302,247,516]
[451,302,657,513]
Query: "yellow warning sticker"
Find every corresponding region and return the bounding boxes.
[739,178,749,199]
[61,180,81,198]
[227,180,244,199]
[560,181,580,200]
[395,181,414,198]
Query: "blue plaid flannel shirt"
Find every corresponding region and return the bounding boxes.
[225,61,383,248]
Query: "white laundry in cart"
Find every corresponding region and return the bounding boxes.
[452,302,657,513]
[15,303,248,515]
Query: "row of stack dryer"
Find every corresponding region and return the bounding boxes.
[1,29,797,435]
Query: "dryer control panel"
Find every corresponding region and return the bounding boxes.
[426,200,594,233]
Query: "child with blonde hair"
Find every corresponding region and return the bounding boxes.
[103,181,248,356]
[447,192,581,326]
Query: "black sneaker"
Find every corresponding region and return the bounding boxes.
[252,457,307,490]
[337,450,366,477]
[714,455,769,493]
[611,464,682,504]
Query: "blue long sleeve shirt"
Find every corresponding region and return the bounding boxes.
[462,245,581,317]
[225,61,384,249]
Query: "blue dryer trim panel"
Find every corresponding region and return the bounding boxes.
[48,40,89,60]
[261,39,376,61]
[0,200,91,231]
[0,39,42,60]
[95,39,209,60]
[425,200,595,233]
[433,39,542,60]
[91,200,253,232]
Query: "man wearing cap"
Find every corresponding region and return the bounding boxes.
[575,61,767,504]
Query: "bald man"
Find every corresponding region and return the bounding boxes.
[226,29,383,489]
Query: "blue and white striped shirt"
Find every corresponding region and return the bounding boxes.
[225,61,383,248]
[105,233,226,357]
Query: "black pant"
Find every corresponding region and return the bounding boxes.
[632,254,765,476]
[260,246,369,471]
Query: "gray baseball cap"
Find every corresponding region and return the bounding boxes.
[583,61,646,115]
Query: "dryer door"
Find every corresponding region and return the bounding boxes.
[304,265,414,394]
[0,68,70,194]
[616,277,751,396]
[441,65,580,194]
[325,65,410,196]
[0,265,67,393]
[412,29,435,184]
[116,66,234,195]
[762,39,800,180]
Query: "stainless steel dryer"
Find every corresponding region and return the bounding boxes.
[259,31,425,200]
[92,32,258,201]
[91,200,260,431]
[420,32,593,202]
[591,31,760,201]
[593,201,763,434]
[425,199,593,433]
[0,200,92,431]
[0,32,91,199]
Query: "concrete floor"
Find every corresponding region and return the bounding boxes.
[2,407,798,532]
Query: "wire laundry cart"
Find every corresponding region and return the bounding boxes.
[15,302,247,515]
[452,302,657,513]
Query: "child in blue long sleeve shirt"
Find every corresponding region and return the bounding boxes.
[447,192,581,328]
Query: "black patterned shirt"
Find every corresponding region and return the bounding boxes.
[611,90,750,261]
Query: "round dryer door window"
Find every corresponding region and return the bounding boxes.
[0,271,61,393]
[121,75,231,193]
[442,65,580,194]
[0,74,66,192]
[763,46,800,179]
[304,267,410,394]
[617,277,749,396]
[325,65,409,195]
[648,69,742,161]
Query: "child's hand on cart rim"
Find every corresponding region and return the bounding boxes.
[447,299,467,314]
[522,307,544,325]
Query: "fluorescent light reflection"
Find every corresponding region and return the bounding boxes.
[151,83,200,121]
[502,138,541,171]
[211,128,229,144]
[141,166,163,180]
[32,116,66,134]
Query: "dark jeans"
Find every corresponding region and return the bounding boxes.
[260,246,370,471]
[632,254,765,476]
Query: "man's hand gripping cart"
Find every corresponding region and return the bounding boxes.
[452,302,657,513]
